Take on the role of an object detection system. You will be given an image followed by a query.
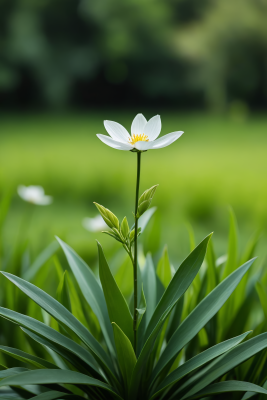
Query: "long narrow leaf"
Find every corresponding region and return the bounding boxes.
[142,254,157,326]
[151,257,256,384]
[145,233,212,342]
[0,307,100,378]
[0,346,58,370]
[1,272,114,375]
[129,235,212,400]
[150,331,251,399]
[0,368,29,378]
[97,242,134,345]
[186,381,267,399]
[56,237,115,353]
[112,323,136,395]
[23,242,59,282]
[0,370,123,400]
[180,332,267,399]
[21,327,90,374]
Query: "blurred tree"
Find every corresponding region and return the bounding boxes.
[0,0,267,110]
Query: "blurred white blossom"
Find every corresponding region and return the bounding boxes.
[17,185,53,205]
[82,215,107,232]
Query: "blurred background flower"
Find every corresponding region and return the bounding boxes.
[82,215,107,232]
[18,185,53,205]
[0,0,267,266]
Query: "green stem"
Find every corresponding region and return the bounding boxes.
[133,151,141,352]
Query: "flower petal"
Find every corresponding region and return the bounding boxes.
[150,131,184,149]
[134,141,153,151]
[144,115,161,141]
[104,120,130,142]
[97,134,133,151]
[131,114,147,135]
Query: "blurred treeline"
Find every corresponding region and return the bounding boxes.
[1,0,267,111]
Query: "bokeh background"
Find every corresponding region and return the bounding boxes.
[1,0,267,268]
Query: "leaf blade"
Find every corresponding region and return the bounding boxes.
[56,237,114,353]
[97,242,134,345]
[185,381,267,399]
[1,271,114,374]
[112,323,137,394]
[0,369,123,400]
[150,331,251,399]
[151,257,256,384]
[145,233,213,342]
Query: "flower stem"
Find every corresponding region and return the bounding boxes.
[133,151,141,352]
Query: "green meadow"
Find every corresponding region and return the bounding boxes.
[1,111,267,265]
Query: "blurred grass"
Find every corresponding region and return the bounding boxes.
[0,111,267,265]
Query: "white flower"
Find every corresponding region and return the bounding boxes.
[96,113,184,151]
[82,215,108,232]
[17,185,53,205]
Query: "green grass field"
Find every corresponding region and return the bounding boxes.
[1,111,267,265]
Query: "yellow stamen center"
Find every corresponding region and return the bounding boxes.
[128,133,149,145]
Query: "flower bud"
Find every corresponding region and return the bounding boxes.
[137,185,158,217]
[94,203,120,230]
[120,216,130,239]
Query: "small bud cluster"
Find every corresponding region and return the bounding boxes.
[93,203,137,251]
[94,184,158,258]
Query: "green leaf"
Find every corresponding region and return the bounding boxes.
[222,207,238,280]
[156,246,172,289]
[30,391,87,400]
[94,203,119,230]
[179,332,267,399]
[166,296,184,343]
[136,254,156,355]
[186,223,196,252]
[150,331,251,399]
[97,242,134,345]
[0,307,100,378]
[21,327,98,376]
[185,381,267,399]
[1,271,114,375]
[206,238,217,294]
[129,300,178,400]
[64,271,95,334]
[102,230,123,243]
[56,237,115,354]
[142,254,157,326]
[23,241,59,282]
[241,229,260,265]
[112,323,137,393]
[0,367,29,378]
[57,271,72,313]
[150,257,256,384]
[0,345,58,370]
[130,235,213,399]
[114,254,133,298]
[129,228,142,244]
[145,233,213,342]
[138,207,156,232]
[120,217,129,238]
[0,369,123,400]
[256,281,267,320]
[136,286,147,330]
[29,391,70,400]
